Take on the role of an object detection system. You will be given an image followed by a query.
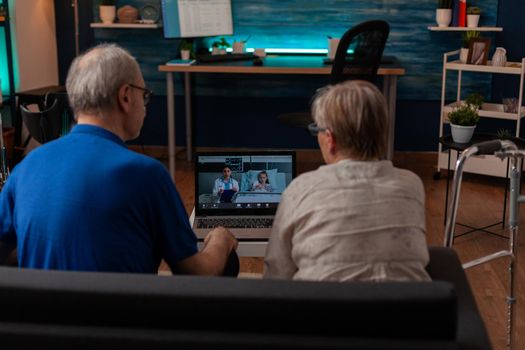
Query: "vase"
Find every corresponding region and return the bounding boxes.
[460,48,469,63]
[180,50,190,60]
[100,5,116,24]
[467,14,480,28]
[450,124,476,143]
[436,9,452,28]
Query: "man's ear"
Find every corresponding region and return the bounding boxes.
[117,84,131,113]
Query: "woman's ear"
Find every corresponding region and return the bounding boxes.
[326,129,337,155]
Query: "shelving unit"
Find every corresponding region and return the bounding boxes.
[437,50,525,177]
[90,23,162,29]
[428,26,503,32]
[0,1,16,123]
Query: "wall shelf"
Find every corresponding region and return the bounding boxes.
[90,23,162,29]
[428,26,503,32]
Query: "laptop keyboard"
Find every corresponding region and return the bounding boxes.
[196,218,273,229]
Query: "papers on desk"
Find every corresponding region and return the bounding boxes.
[166,59,196,65]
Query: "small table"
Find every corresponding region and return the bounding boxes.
[439,133,525,239]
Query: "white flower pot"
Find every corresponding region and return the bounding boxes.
[180,50,190,60]
[436,9,452,28]
[460,48,469,63]
[467,14,480,28]
[451,124,476,144]
[100,5,116,24]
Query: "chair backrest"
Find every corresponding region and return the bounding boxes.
[45,91,74,136]
[331,20,390,85]
[20,98,62,144]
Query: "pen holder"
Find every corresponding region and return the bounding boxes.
[327,38,340,60]
[233,42,245,54]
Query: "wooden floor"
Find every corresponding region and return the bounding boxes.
[143,147,524,350]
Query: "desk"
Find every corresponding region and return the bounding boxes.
[159,56,405,181]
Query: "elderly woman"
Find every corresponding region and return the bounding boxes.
[264,80,430,282]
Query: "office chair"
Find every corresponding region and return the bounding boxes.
[45,91,74,136]
[277,20,390,128]
[20,98,62,144]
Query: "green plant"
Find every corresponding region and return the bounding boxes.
[211,37,231,49]
[496,128,513,140]
[180,39,193,51]
[448,105,480,126]
[99,0,116,5]
[437,0,453,9]
[467,6,481,15]
[462,30,480,48]
[465,92,484,110]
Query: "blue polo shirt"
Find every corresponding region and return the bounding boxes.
[0,125,198,273]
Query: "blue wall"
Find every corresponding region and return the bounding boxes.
[55,0,525,150]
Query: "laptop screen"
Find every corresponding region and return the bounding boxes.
[195,151,296,215]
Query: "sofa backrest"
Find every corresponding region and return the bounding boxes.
[0,247,490,349]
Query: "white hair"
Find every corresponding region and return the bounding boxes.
[65,43,141,117]
[311,80,389,160]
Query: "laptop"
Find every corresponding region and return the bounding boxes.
[191,151,296,241]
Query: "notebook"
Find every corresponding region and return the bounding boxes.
[191,151,296,241]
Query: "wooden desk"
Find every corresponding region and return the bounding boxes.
[159,56,405,181]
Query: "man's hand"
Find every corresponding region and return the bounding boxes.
[204,226,238,252]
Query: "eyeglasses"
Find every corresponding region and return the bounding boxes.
[129,84,153,106]
[307,122,328,136]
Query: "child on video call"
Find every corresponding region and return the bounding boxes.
[251,171,273,192]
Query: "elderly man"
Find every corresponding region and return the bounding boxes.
[264,80,430,282]
[0,44,237,274]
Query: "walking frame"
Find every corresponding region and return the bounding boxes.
[444,139,521,349]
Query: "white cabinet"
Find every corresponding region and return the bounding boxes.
[437,50,525,177]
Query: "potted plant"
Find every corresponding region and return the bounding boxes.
[465,92,484,110]
[211,37,230,55]
[180,39,193,60]
[99,0,116,24]
[467,7,481,28]
[496,128,513,140]
[460,31,480,63]
[436,0,453,28]
[448,104,480,143]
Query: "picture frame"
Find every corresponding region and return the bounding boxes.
[467,38,491,65]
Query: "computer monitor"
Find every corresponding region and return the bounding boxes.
[161,0,233,38]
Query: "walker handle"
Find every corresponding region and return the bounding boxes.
[474,140,503,155]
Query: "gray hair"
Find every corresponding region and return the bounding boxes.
[66,43,141,116]
[311,80,389,160]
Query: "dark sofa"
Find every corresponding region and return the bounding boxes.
[0,247,490,349]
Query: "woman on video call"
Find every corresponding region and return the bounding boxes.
[212,166,239,202]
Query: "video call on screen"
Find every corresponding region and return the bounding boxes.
[196,155,294,210]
